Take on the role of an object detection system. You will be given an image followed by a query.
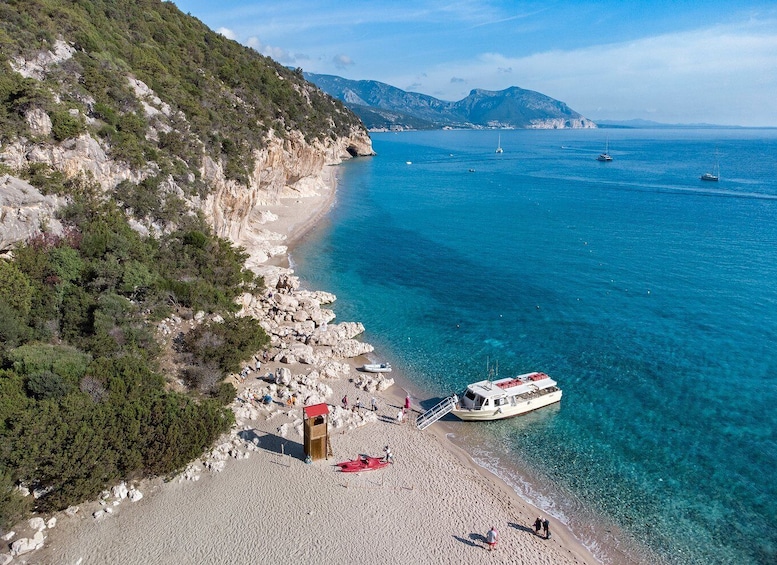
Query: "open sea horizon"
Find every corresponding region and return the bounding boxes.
[290,128,777,565]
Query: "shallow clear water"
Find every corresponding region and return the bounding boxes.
[291,129,777,565]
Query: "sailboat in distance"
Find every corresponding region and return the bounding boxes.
[597,138,612,161]
[700,151,720,181]
[495,134,503,153]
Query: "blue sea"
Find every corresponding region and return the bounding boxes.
[290,129,777,565]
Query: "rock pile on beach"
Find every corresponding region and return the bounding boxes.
[238,271,375,362]
[1,480,144,561]
[173,266,390,477]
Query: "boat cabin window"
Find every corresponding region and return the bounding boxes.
[494,397,507,407]
[464,390,477,401]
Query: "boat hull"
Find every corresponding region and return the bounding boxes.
[362,364,392,373]
[451,389,562,421]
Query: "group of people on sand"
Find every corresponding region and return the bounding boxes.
[534,516,551,539]
[343,392,411,424]
[484,516,551,552]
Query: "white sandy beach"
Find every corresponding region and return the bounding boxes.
[19,173,605,565]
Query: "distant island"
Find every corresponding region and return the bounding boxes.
[595,119,747,129]
[304,72,596,131]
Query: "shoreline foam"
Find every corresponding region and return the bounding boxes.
[26,162,609,564]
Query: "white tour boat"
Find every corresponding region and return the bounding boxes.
[362,363,392,373]
[451,372,562,421]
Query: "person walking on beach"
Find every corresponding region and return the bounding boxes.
[341,395,348,409]
[396,409,404,424]
[383,445,394,463]
[354,397,362,412]
[543,518,550,539]
[371,397,378,412]
[404,394,411,412]
[534,516,543,535]
[486,526,498,551]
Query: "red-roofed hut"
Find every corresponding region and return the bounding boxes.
[303,403,330,461]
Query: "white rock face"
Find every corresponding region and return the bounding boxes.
[26,108,52,137]
[1,46,374,267]
[528,117,597,129]
[0,175,65,251]
[10,39,75,79]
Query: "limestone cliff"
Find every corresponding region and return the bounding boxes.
[0,33,374,260]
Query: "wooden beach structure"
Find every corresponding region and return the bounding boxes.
[303,403,331,461]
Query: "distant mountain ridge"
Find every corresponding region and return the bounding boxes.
[304,73,596,130]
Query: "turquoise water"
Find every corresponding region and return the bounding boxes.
[291,129,777,565]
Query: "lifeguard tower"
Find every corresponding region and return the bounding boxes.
[303,403,331,461]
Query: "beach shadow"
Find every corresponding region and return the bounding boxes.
[238,429,305,459]
[416,396,458,422]
[452,535,482,549]
[509,521,537,535]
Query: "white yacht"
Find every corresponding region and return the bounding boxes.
[451,372,562,421]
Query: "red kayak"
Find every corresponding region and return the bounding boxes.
[336,455,389,472]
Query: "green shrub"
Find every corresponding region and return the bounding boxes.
[0,260,33,317]
[26,370,75,400]
[182,315,269,375]
[0,470,32,532]
[50,109,84,141]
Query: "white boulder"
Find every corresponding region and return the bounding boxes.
[10,531,45,556]
[28,517,46,531]
[112,482,129,500]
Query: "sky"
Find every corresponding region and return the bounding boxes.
[170,1,777,126]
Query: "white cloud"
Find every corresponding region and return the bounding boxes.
[263,45,295,63]
[216,27,236,40]
[389,21,777,125]
[333,54,355,69]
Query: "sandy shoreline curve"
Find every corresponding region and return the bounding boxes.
[22,164,612,565]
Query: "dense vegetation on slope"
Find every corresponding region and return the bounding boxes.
[0,0,364,529]
[0,183,270,528]
[0,0,363,185]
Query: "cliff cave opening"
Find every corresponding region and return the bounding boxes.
[346,145,359,157]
